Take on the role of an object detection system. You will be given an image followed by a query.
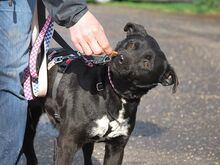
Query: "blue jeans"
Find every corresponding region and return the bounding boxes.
[0,0,35,164]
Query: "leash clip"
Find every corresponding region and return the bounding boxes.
[92,55,112,65]
[53,56,65,64]
[103,56,112,64]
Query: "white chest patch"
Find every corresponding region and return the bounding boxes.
[90,115,110,137]
[90,99,130,139]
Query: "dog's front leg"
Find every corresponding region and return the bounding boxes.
[103,139,128,165]
[55,133,78,165]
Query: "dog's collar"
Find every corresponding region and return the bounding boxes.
[107,66,140,101]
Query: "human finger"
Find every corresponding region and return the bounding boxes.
[74,43,84,54]
[86,33,103,55]
[95,28,113,55]
[75,35,93,56]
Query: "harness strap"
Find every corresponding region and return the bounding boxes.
[52,72,63,122]
[38,0,46,61]
[53,30,74,52]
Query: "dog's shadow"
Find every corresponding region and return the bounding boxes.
[19,117,164,165]
[132,121,166,138]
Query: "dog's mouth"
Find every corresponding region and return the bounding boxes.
[132,80,158,89]
[109,52,127,72]
[108,65,148,100]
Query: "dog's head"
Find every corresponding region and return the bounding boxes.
[109,23,178,98]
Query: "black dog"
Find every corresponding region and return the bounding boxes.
[23,23,178,165]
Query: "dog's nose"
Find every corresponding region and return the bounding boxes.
[115,50,125,64]
[118,55,124,64]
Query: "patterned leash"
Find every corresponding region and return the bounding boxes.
[23,16,54,100]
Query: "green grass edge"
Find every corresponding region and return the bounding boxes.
[89,1,220,15]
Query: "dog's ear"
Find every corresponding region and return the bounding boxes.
[160,64,179,93]
[124,22,147,37]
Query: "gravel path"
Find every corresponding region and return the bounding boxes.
[19,5,220,165]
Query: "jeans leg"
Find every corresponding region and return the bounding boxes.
[0,0,35,164]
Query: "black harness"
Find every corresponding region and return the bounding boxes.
[48,48,113,122]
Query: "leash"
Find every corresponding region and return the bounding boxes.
[23,16,54,100]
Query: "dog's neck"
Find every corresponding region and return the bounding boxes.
[107,65,147,101]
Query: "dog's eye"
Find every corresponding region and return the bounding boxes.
[125,41,140,50]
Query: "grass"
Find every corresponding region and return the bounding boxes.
[92,1,220,15]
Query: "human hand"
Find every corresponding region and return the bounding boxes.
[69,11,113,56]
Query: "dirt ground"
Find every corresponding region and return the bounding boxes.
[19,4,220,165]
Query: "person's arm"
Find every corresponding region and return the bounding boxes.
[42,0,88,28]
[42,0,112,55]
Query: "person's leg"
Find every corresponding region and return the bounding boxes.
[0,0,35,164]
